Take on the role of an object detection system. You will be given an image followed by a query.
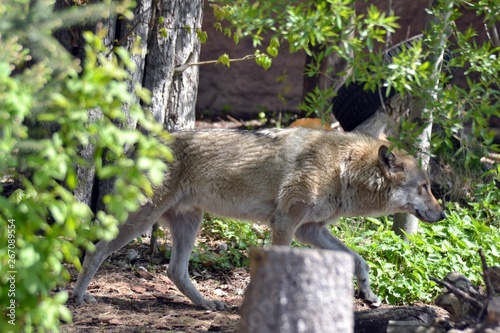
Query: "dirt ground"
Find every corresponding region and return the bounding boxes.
[60,234,449,333]
[62,237,240,333]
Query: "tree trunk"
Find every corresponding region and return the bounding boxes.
[54,0,203,212]
[391,0,453,238]
[240,246,354,333]
[143,0,201,131]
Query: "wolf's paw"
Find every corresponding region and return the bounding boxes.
[364,297,382,309]
[198,299,226,311]
[73,293,97,305]
[357,290,382,309]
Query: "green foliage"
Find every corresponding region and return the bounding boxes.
[211,0,500,157]
[466,164,500,227]
[196,28,208,44]
[211,0,399,74]
[0,1,171,332]
[300,85,336,121]
[254,50,273,70]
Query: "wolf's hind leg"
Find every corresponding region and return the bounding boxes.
[73,204,158,304]
[163,208,225,311]
[294,222,382,308]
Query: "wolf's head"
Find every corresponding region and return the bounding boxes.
[378,145,446,223]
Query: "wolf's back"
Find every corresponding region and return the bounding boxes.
[156,128,383,217]
[166,127,379,189]
[155,129,294,218]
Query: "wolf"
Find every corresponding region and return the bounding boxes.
[72,127,445,310]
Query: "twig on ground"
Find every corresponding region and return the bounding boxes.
[480,248,495,299]
[430,276,485,312]
[478,248,495,320]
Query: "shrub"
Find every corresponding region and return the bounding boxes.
[0,1,170,331]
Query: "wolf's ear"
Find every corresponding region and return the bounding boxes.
[378,145,404,175]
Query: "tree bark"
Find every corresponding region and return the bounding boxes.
[240,246,354,333]
[143,0,201,131]
[54,0,203,211]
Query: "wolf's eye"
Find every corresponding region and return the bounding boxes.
[421,183,428,191]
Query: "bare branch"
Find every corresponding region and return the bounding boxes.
[479,248,495,299]
[174,54,256,74]
[429,276,485,312]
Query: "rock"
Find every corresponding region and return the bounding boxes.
[486,297,500,326]
[488,267,500,294]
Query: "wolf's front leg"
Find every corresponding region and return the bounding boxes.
[270,203,308,246]
[163,208,226,310]
[294,222,382,308]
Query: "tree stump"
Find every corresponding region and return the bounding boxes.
[240,246,354,333]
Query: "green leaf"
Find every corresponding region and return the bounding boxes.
[197,29,208,43]
[66,168,78,190]
[266,46,278,57]
[159,27,168,38]
[49,202,67,224]
[270,36,280,48]
[217,53,231,67]
[255,53,272,70]
[9,189,25,204]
